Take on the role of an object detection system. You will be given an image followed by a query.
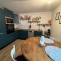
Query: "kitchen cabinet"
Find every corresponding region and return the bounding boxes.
[4,8,14,18]
[0,8,7,49]
[0,8,17,49]
[7,33,14,42]
[0,8,6,33]
[34,31,42,37]
[13,31,18,40]
[4,8,15,42]
[0,33,8,49]
[7,31,18,43]
[18,30,28,40]
[14,14,19,23]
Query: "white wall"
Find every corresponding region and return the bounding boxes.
[51,4,61,42]
[15,12,52,31]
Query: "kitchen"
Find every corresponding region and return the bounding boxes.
[0,0,61,61]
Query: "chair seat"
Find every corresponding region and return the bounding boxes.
[44,38,54,44]
[15,55,27,61]
[45,46,61,61]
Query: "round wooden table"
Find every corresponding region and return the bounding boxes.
[21,37,61,61]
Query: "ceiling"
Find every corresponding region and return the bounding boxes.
[0,0,61,14]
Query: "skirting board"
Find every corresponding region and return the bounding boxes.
[50,36,61,43]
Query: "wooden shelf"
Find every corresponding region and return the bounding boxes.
[28,21,40,23]
[37,24,51,25]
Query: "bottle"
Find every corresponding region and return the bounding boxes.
[40,35,45,46]
[40,27,45,46]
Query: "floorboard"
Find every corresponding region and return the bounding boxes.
[0,39,24,61]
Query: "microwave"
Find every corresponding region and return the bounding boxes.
[5,17,14,24]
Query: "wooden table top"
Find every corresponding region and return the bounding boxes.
[21,37,61,61]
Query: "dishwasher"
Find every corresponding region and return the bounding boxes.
[28,31,34,38]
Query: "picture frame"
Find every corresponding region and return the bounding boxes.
[55,12,60,20]
[59,16,61,24]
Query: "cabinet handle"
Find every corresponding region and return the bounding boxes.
[0,33,4,34]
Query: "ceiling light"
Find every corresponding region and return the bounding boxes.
[48,0,51,3]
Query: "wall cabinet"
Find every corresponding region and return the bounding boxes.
[4,8,14,18]
[14,14,19,23]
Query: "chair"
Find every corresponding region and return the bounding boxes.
[10,45,17,61]
[10,45,27,61]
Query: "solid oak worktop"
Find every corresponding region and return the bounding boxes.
[21,37,61,61]
[15,28,43,31]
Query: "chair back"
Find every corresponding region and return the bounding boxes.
[10,45,17,61]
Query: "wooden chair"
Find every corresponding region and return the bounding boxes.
[10,45,27,61]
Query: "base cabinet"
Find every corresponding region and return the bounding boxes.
[34,31,42,37]
[18,30,28,40]
[13,31,18,40]
[0,31,18,49]
[0,33,7,49]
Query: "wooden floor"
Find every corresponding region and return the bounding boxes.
[0,39,24,61]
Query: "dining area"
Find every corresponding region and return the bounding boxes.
[21,37,61,61]
[0,36,61,61]
[0,1,61,61]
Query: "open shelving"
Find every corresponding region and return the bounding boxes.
[37,24,51,26]
[28,21,40,23]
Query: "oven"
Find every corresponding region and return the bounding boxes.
[5,17,15,34]
[6,17,13,24]
[6,24,14,34]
